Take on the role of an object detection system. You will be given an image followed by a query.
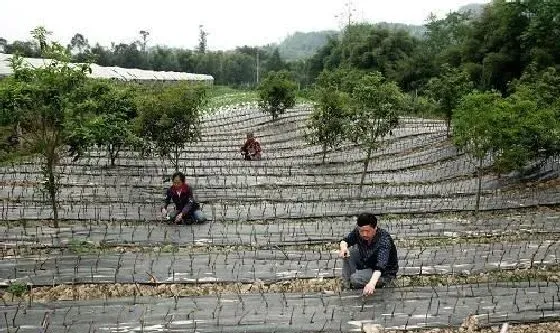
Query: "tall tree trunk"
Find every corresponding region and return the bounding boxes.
[475,158,483,215]
[322,144,327,164]
[15,121,23,148]
[108,145,115,167]
[109,145,120,167]
[359,146,373,196]
[46,152,59,228]
[446,116,451,138]
[174,146,180,172]
[40,120,59,228]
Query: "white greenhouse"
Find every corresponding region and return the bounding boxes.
[0,53,213,84]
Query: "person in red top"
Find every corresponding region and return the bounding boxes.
[240,132,262,160]
[161,172,206,224]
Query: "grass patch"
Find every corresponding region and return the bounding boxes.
[67,239,98,254]
[0,150,36,166]
[204,86,313,111]
[161,244,179,253]
[6,282,27,297]
[206,86,258,110]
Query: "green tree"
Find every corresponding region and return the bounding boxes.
[67,113,139,167]
[305,24,423,90]
[136,84,207,172]
[510,66,560,108]
[0,28,91,227]
[150,46,179,72]
[426,64,473,137]
[461,0,530,92]
[69,33,89,54]
[66,81,140,167]
[258,70,297,120]
[425,11,473,67]
[266,48,286,72]
[408,95,436,117]
[198,25,208,54]
[0,73,33,145]
[31,26,51,52]
[306,37,340,84]
[521,0,560,68]
[68,33,93,63]
[306,87,350,164]
[396,42,439,93]
[453,91,504,214]
[4,40,41,57]
[347,72,404,193]
[492,95,559,174]
[315,68,363,94]
[502,67,560,168]
[455,88,559,215]
[112,43,146,69]
[221,52,255,87]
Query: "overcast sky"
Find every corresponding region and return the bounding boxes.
[1,0,489,51]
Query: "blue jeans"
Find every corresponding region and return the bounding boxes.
[168,209,206,224]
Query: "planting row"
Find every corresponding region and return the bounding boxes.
[2,240,559,285]
[2,282,559,332]
[2,211,559,247]
[1,186,558,221]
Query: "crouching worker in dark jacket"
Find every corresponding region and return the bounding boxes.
[240,132,262,161]
[161,171,207,224]
[339,213,398,295]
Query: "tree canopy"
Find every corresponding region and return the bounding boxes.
[258,70,297,120]
[135,83,208,171]
[0,28,92,227]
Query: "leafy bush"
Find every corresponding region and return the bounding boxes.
[258,70,297,120]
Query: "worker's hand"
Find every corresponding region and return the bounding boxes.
[339,241,349,258]
[175,213,183,223]
[362,282,376,296]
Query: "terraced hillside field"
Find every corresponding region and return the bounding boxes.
[1,105,560,332]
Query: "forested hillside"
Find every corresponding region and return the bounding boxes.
[1,1,555,93]
[265,22,426,61]
[305,0,559,94]
[264,31,338,61]
[264,3,484,61]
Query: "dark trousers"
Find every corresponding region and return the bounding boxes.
[342,247,395,288]
[241,147,259,160]
[167,209,206,225]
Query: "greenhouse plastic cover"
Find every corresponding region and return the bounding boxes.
[0,53,213,82]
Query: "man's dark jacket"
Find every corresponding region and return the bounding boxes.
[343,228,399,277]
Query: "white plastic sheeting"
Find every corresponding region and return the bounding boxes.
[0,53,213,83]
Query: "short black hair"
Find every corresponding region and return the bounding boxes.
[172,171,186,183]
[357,213,378,228]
